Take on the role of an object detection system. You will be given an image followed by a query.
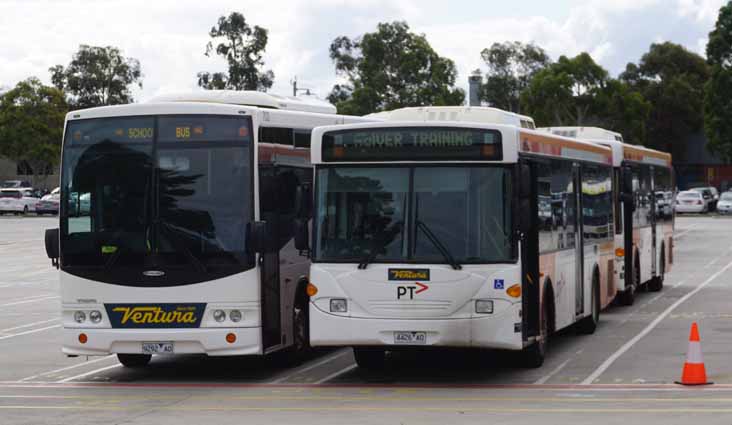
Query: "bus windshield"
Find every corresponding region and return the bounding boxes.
[60,115,254,286]
[314,166,514,264]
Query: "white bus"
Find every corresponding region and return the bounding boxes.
[44,91,372,367]
[541,127,673,305]
[303,107,614,369]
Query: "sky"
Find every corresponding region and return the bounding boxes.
[0,0,726,102]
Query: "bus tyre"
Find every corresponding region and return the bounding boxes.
[353,348,386,370]
[649,248,665,292]
[577,274,600,335]
[521,296,549,368]
[117,354,151,368]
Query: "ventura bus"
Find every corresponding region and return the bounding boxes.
[541,127,673,305]
[44,91,372,367]
[300,107,615,368]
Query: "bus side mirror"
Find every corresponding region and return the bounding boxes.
[249,221,274,254]
[45,228,59,268]
[295,183,312,218]
[294,218,310,255]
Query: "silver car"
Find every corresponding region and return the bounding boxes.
[718,192,732,215]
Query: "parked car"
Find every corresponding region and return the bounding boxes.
[35,193,59,215]
[690,187,718,211]
[0,180,32,189]
[0,189,39,215]
[718,192,732,215]
[675,191,707,214]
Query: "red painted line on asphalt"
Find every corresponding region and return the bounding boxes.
[2,382,732,390]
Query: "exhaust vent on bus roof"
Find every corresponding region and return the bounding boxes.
[147,90,337,114]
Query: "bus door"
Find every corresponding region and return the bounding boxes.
[649,166,657,277]
[258,165,282,351]
[519,160,540,340]
[573,163,584,317]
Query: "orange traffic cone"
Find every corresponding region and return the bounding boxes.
[676,322,712,385]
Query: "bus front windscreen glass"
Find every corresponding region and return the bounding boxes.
[60,115,254,286]
[314,166,513,264]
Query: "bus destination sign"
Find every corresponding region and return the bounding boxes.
[322,127,502,161]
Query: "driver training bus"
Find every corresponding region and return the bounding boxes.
[44,91,371,367]
[541,127,673,306]
[303,107,615,369]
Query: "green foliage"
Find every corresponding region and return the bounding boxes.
[197,12,274,91]
[621,42,709,158]
[0,78,68,179]
[704,2,732,163]
[480,41,550,112]
[521,52,649,143]
[50,45,142,109]
[327,21,464,115]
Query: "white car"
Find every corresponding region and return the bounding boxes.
[675,191,707,214]
[0,189,39,215]
[717,192,732,215]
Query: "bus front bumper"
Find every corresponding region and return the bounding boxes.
[309,303,523,351]
[62,327,263,356]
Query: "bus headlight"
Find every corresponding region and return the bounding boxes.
[229,310,242,322]
[475,300,494,314]
[73,311,86,323]
[89,310,102,323]
[213,309,226,322]
[330,299,348,313]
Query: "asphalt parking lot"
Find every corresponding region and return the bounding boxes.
[2,215,732,424]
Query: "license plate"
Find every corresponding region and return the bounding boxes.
[394,331,426,345]
[141,342,174,354]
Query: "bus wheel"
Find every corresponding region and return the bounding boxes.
[117,354,151,368]
[292,299,310,355]
[649,248,665,292]
[577,273,600,335]
[521,296,549,368]
[353,348,386,370]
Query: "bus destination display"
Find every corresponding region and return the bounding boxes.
[322,127,502,161]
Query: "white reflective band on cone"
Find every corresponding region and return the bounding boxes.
[686,341,704,364]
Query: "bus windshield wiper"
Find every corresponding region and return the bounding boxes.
[158,221,207,273]
[358,220,403,270]
[416,220,462,270]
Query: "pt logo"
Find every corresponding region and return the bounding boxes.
[397,282,429,300]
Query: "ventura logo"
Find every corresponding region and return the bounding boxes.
[105,303,205,328]
[388,268,430,281]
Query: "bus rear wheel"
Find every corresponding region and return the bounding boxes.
[649,248,665,292]
[577,274,600,334]
[117,354,151,368]
[353,348,386,370]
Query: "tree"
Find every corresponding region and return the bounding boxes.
[704,2,732,163]
[621,42,709,159]
[520,52,650,143]
[50,45,142,109]
[0,78,68,184]
[197,12,274,91]
[327,21,464,115]
[479,41,550,112]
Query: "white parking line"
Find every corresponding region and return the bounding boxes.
[0,319,59,334]
[56,364,122,383]
[581,257,732,385]
[534,358,573,385]
[269,349,350,384]
[0,325,61,341]
[19,355,116,382]
[0,295,61,307]
[314,364,358,384]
